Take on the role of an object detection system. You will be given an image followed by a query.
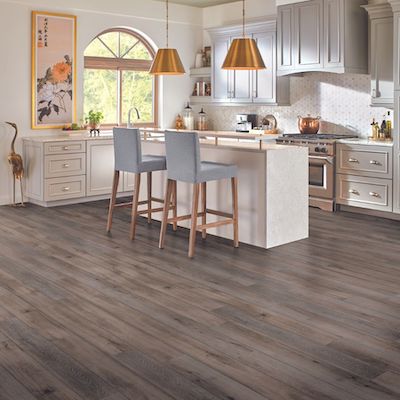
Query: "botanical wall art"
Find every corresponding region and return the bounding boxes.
[32,11,77,129]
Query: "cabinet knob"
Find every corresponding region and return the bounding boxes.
[348,158,359,163]
[62,187,70,192]
[369,191,380,198]
[348,189,359,195]
[63,146,69,150]
[369,160,381,166]
[63,163,70,168]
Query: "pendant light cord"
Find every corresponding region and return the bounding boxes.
[242,0,245,37]
[166,0,169,48]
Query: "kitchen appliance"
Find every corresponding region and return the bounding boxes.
[298,115,321,134]
[276,133,358,211]
[236,114,257,132]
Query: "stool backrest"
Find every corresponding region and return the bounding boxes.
[165,131,201,182]
[113,128,142,173]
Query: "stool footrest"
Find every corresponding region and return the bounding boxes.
[151,197,164,204]
[114,202,133,208]
[206,208,233,219]
[137,206,174,216]
[197,219,233,231]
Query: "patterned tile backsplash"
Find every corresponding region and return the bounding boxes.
[194,72,390,137]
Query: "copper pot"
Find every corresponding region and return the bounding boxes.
[298,115,321,134]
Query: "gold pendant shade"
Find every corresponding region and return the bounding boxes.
[149,0,185,76]
[222,38,265,70]
[222,0,266,70]
[149,48,185,75]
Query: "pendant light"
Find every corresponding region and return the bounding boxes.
[222,0,266,70]
[149,0,185,75]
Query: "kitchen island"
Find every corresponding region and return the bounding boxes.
[22,130,309,249]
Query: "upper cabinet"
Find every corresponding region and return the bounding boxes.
[277,0,368,75]
[209,21,290,105]
[363,3,394,108]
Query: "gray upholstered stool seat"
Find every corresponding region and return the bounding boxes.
[159,131,239,258]
[197,161,237,183]
[107,128,176,239]
[139,155,167,173]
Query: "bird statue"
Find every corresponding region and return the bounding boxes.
[5,122,24,206]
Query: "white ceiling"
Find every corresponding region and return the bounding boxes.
[156,0,240,8]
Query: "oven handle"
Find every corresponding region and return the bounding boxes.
[309,155,334,164]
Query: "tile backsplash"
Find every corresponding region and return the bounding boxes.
[195,72,390,138]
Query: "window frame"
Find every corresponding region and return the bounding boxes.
[84,28,159,129]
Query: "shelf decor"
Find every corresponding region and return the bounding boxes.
[31,11,77,129]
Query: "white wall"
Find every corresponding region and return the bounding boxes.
[0,0,202,204]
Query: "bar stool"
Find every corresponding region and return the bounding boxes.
[159,131,239,258]
[107,127,177,240]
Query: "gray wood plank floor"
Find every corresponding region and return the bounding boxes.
[0,200,400,400]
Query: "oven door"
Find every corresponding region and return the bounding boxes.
[309,155,334,199]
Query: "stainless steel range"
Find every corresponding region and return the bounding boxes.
[276,134,358,211]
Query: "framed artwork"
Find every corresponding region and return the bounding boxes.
[32,11,77,129]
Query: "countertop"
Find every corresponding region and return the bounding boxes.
[22,131,303,153]
[337,137,394,147]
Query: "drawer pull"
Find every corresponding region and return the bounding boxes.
[63,163,70,168]
[62,187,70,192]
[348,189,359,195]
[62,146,70,150]
[369,191,381,198]
[348,158,359,163]
[369,160,381,166]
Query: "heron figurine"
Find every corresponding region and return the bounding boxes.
[5,122,24,206]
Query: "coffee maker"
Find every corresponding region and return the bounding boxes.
[236,114,257,132]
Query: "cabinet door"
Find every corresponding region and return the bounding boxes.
[394,93,400,213]
[212,36,230,102]
[394,13,400,91]
[370,17,394,107]
[86,140,122,196]
[253,31,275,103]
[294,0,323,70]
[324,0,344,68]
[277,5,295,72]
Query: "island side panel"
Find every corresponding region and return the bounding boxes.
[265,146,309,248]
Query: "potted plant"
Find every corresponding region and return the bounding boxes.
[86,110,104,130]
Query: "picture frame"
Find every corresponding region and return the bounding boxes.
[31,11,77,129]
[204,46,211,67]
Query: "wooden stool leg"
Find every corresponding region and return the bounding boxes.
[130,173,141,240]
[172,180,178,231]
[201,182,207,239]
[231,177,239,248]
[147,171,152,224]
[159,179,174,249]
[107,170,120,232]
[189,183,200,258]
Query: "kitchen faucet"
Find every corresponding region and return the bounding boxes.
[127,107,140,128]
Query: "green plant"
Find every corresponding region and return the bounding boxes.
[86,110,104,126]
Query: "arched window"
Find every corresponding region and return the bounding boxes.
[84,28,158,127]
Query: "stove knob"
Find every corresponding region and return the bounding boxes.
[314,147,321,152]
[320,148,328,153]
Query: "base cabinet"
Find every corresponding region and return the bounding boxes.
[23,137,133,207]
[336,143,393,213]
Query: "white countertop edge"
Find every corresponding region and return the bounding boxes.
[337,138,394,147]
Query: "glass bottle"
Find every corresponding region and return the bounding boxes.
[183,103,194,130]
[197,108,208,131]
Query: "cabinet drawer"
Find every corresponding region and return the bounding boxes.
[336,174,392,212]
[44,176,86,201]
[44,141,85,155]
[337,145,392,178]
[45,154,86,178]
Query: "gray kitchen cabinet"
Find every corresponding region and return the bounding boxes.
[295,0,324,70]
[212,36,230,103]
[209,21,290,105]
[277,0,368,75]
[364,3,394,108]
[336,143,393,213]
